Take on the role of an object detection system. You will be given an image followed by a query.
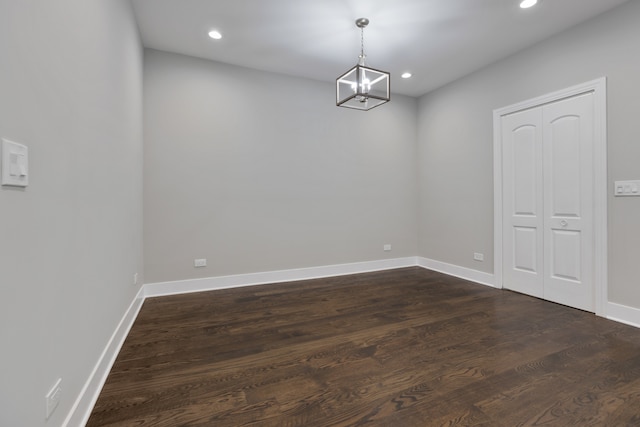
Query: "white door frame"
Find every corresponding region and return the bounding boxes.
[493,77,608,316]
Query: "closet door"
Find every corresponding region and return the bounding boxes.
[542,93,594,311]
[502,107,544,299]
[502,93,595,312]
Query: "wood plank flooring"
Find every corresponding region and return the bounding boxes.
[87,267,640,426]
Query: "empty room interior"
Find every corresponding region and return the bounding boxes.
[2,0,640,425]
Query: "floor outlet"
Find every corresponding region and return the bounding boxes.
[45,378,62,419]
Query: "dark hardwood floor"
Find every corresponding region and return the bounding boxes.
[87,267,640,426]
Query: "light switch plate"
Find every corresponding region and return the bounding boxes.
[45,378,62,419]
[2,138,29,187]
[614,180,640,197]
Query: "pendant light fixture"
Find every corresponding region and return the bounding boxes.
[336,18,390,111]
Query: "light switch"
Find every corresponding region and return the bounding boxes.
[2,138,29,187]
[614,180,640,197]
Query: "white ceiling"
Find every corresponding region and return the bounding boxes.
[131,0,629,97]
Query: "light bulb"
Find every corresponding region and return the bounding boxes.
[520,0,537,9]
[361,78,371,92]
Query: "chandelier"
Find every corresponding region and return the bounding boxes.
[336,18,390,111]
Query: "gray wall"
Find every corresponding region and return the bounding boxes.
[0,0,143,425]
[417,1,640,306]
[144,49,419,283]
[1,1,638,424]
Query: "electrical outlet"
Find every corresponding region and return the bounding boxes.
[133,273,138,285]
[474,252,484,262]
[45,378,62,419]
[383,244,392,252]
[194,259,207,268]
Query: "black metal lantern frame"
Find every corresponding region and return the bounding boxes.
[336,63,390,111]
[336,18,390,111]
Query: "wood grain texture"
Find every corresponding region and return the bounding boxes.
[86,267,640,426]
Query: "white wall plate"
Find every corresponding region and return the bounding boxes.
[2,138,29,187]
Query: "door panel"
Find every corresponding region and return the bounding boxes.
[513,126,538,215]
[550,229,582,282]
[513,226,537,273]
[549,115,582,217]
[502,108,544,299]
[543,93,594,311]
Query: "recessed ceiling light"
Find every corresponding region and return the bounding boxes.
[401,72,412,79]
[520,0,538,8]
[208,30,222,40]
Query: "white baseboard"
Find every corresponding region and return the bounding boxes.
[417,257,496,288]
[63,287,146,427]
[606,302,640,328]
[144,257,419,298]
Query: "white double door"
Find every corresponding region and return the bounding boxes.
[502,92,595,312]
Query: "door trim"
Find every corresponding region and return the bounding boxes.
[493,77,607,316]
